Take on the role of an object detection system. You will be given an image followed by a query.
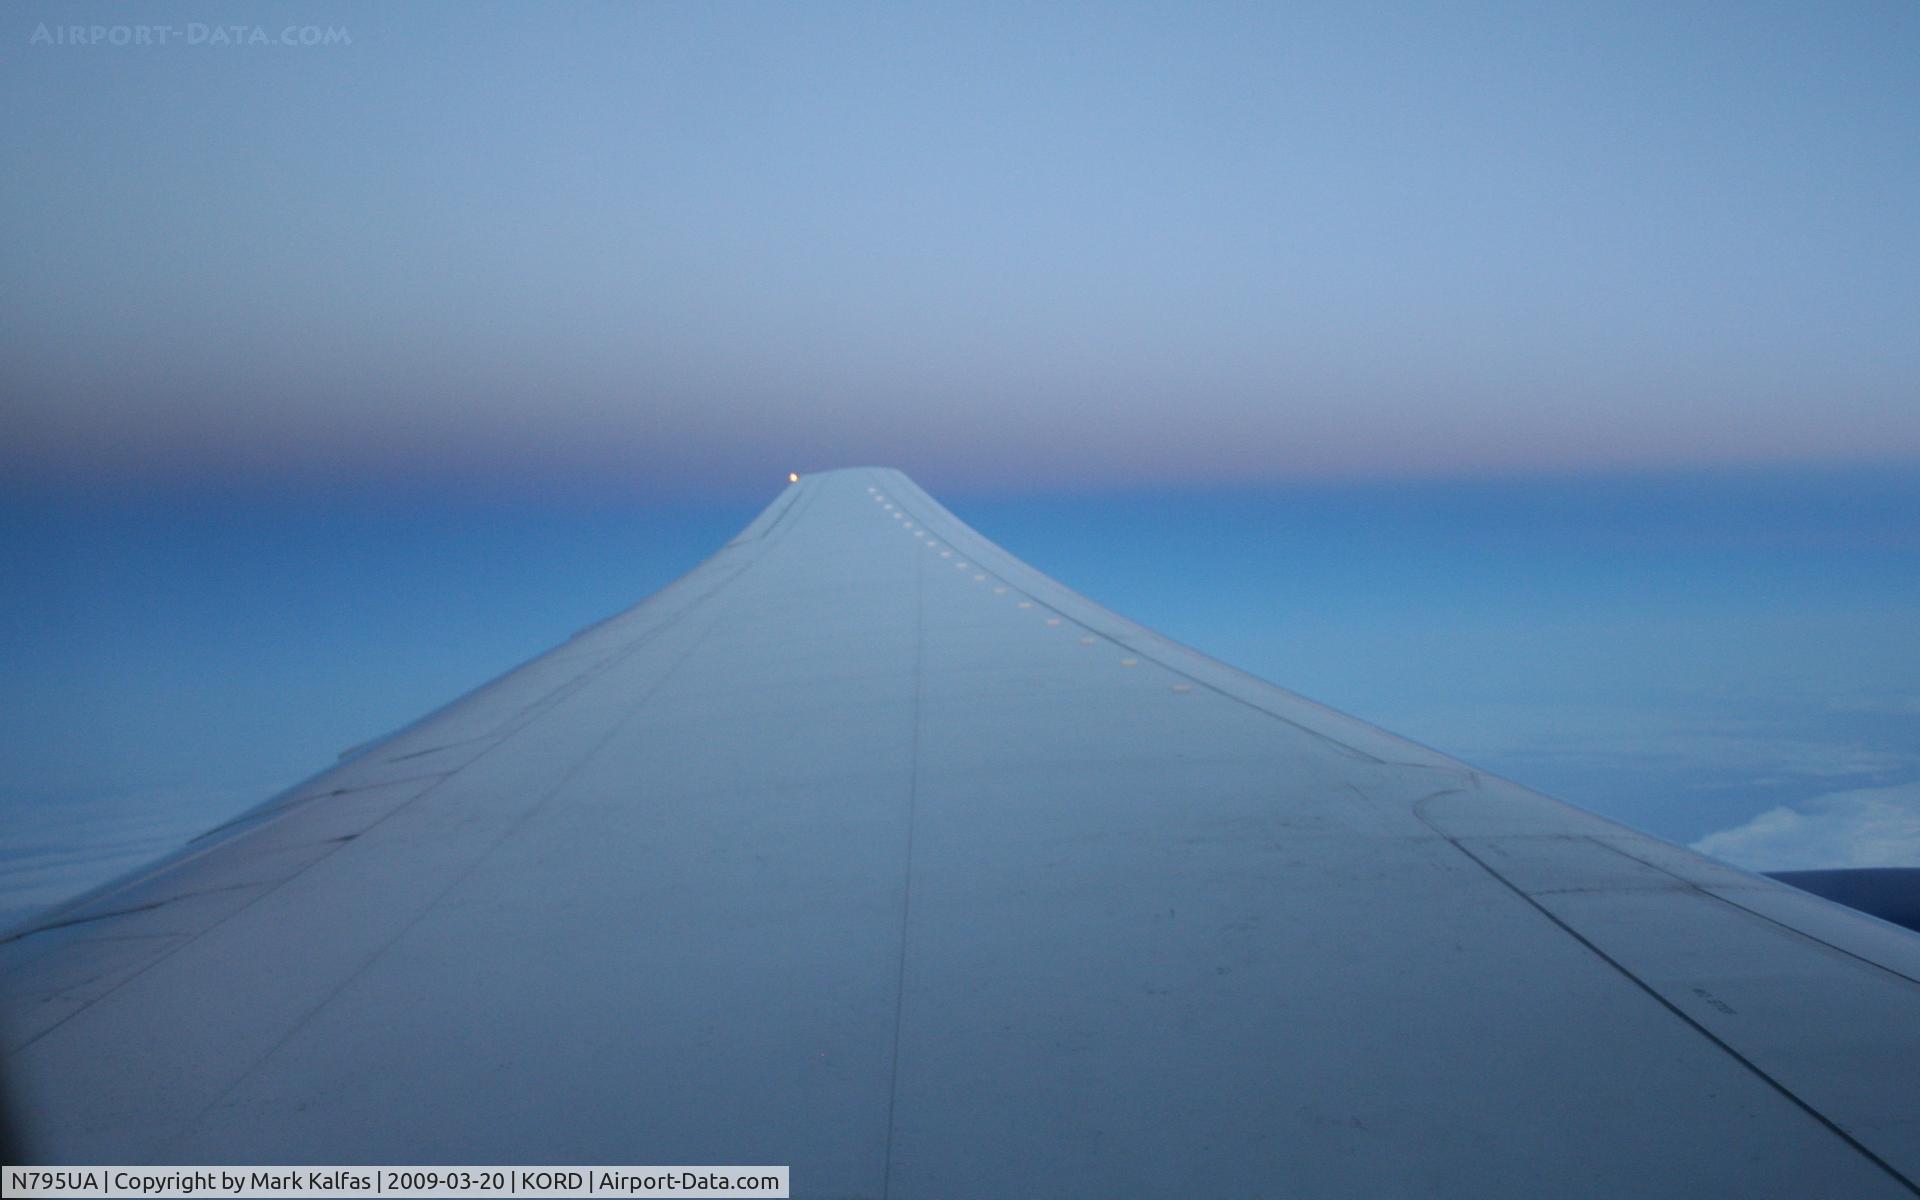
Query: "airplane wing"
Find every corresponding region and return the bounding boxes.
[5,466,1918,1196]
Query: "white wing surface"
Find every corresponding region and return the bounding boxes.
[5,467,1918,1196]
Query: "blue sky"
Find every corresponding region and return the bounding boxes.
[6,2,1918,492]
[3,3,1918,922]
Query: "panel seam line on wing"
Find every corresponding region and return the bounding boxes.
[880,485,925,1200]
[1588,836,1920,991]
[1430,822,1920,1195]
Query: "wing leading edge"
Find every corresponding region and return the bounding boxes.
[4,467,1918,1196]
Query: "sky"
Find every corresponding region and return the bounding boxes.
[2,3,1918,925]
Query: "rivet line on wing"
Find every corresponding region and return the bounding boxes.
[881,500,1168,689]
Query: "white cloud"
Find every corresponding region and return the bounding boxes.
[1690,781,1920,871]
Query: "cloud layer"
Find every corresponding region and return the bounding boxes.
[1691,782,1920,871]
